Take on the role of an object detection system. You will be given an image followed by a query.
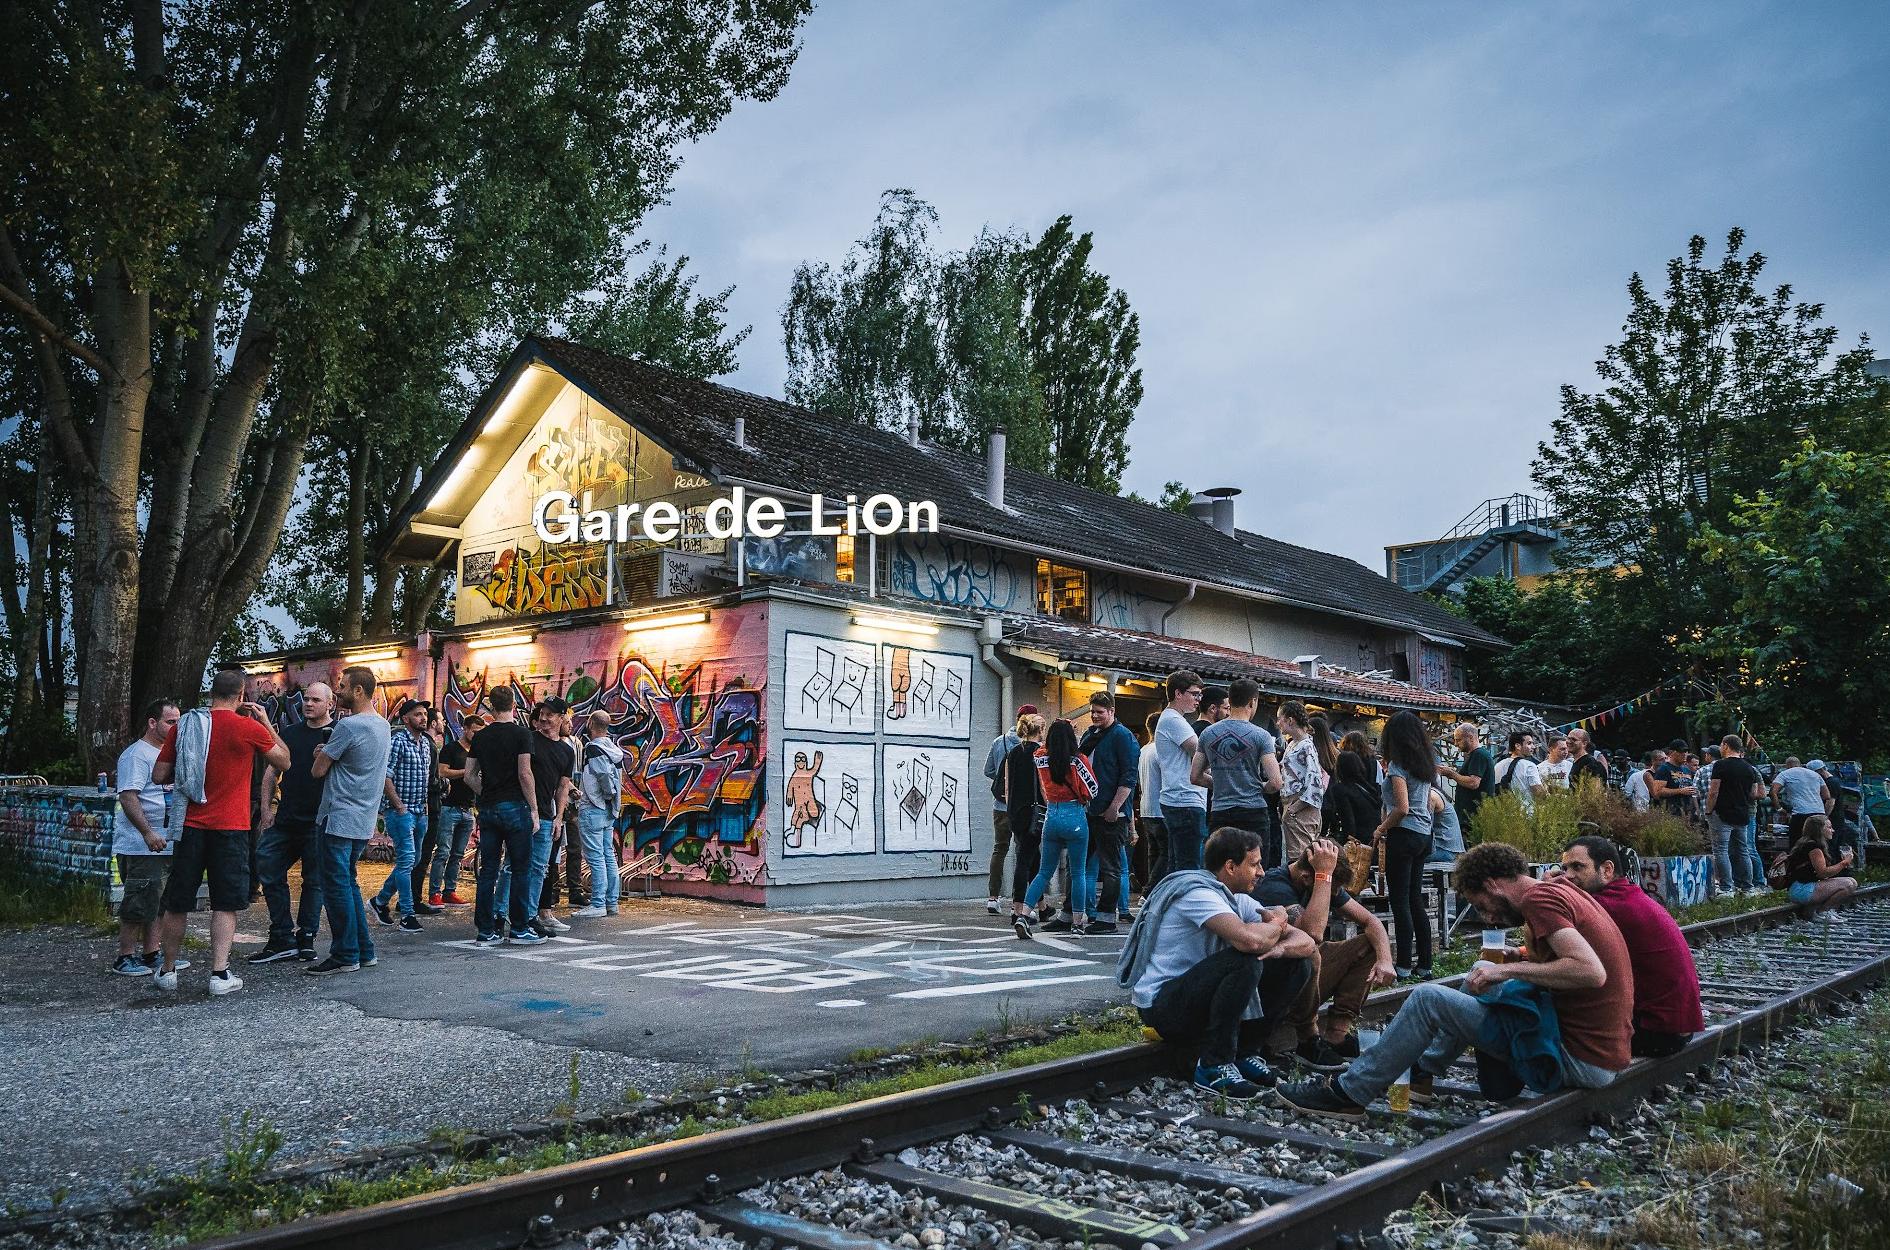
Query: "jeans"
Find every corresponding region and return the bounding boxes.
[1215,806,1271,868]
[410,800,439,904]
[1025,802,1090,914]
[1384,828,1433,969]
[257,824,323,946]
[987,810,1013,898]
[578,807,620,909]
[1084,814,1129,917]
[1741,815,1767,884]
[373,808,426,915]
[1140,946,1311,1066]
[1161,804,1208,873]
[1009,824,1041,905]
[495,816,557,918]
[1707,813,1748,893]
[474,800,536,936]
[430,806,477,897]
[1340,982,1616,1105]
[319,833,376,966]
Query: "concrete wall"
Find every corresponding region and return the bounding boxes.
[0,787,116,905]
[1167,589,1413,678]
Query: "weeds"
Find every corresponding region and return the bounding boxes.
[0,847,114,930]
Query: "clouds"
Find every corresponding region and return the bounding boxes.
[638,0,1889,567]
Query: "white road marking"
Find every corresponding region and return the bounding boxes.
[890,974,1111,999]
[817,999,867,1008]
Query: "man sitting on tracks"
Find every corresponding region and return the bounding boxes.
[1277,841,1633,1120]
[1555,835,1703,1058]
[1117,826,1316,1101]
[1252,838,1398,1071]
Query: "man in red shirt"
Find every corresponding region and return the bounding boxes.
[1557,835,1703,1057]
[151,669,290,996]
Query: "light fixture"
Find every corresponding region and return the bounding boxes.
[851,613,939,636]
[466,632,536,652]
[342,647,401,663]
[623,609,710,633]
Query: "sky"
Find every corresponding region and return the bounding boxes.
[637,0,1890,570]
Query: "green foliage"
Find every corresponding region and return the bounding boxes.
[1698,441,1890,754]
[782,190,1142,489]
[1126,480,1194,514]
[0,844,114,929]
[1468,784,1702,863]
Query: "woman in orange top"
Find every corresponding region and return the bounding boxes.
[1017,719,1098,938]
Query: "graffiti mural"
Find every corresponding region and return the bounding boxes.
[248,663,418,731]
[783,631,877,734]
[881,643,972,739]
[1091,571,1165,632]
[883,744,970,853]
[780,740,875,856]
[466,543,610,618]
[523,403,635,507]
[887,533,1026,613]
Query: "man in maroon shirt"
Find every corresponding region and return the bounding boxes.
[1557,835,1704,1057]
[151,669,291,996]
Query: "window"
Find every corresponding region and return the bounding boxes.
[1035,559,1090,622]
[835,535,856,583]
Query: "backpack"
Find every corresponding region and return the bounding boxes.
[1767,849,1793,891]
[1493,758,1520,796]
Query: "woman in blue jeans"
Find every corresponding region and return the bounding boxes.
[1373,711,1436,978]
[1017,720,1098,938]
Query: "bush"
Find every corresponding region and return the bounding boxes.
[1574,784,1706,857]
[1468,782,1706,864]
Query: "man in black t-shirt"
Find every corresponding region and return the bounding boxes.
[1650,738,1695,818]
[1705,734,1764,897]
[506,698,577,937]
[430,713,483,907]
[249,683,336,964]
[1251,839,1397,1070]
[1566,728,1611,792]
[465,685,540,944]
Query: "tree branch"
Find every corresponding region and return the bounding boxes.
[0,249,114,380]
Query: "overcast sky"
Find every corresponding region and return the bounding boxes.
[640,0,1889,570]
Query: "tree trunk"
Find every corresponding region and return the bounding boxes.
[402,564,451,634]
[364,554,398,639]
[343,443,369,639]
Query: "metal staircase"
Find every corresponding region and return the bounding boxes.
[1393,494,1559,594]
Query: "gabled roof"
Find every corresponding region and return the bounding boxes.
[387,336,1504,649]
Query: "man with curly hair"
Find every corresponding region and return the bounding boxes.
[1277,840,1633,1120]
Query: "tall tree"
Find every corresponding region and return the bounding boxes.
[0,1,808,770]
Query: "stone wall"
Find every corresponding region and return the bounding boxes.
[0,786,117,903]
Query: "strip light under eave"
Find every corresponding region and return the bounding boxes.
[465,632,536,652]
[851,613,939,636]
[342,648,402,663]
[623,609,710,633]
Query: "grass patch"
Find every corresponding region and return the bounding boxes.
[0,846,114,930]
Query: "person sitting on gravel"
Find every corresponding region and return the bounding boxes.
[1277,840,1633,1120]
[1252,838,1398,1071]
[1556,835,1703,1058]
[1116,826,1315,1101]
[1782,815,1858,918]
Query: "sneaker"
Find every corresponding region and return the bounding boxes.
[606,906,619,916]
[442,892,471,907]
[474,932,505,947]
[398,915,424,933]
[1041,917,1074,933]
[570,905,607,919]
[1395,964,1417,980]
[370,899,394,926]
[296,942,318,961]
[1082,921,1119,936]
[429,893,445,908]
[1294,1038,1349,1073]
[152,964,179,991]
[360,954,378,967]
[508,928,548,946]
[1118,912,1136,925]
[246,939,301,965]
[986,898,1001,915]
[413,902,445,916]
[1408,1072,1436,1104]
[1235,1054,1282,1087]
[143,952,189,972]
[208,970,244,997]
[1330,1031,1361,1059]
[1276,1075,1367,1121]
[111,954,153,977]
[306,957,359,976]
[1012,914,1035,940]
[1412,966,1435,981]
[528,919,555,939]
[537,913,571,934]
[1192,1062,1264,1101]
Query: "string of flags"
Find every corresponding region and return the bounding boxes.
[1551,675,1688,733]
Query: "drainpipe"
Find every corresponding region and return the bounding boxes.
[979,616,1012,726]
[1160,581,1197,637]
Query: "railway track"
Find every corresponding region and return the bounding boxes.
[201,888,1890,1250]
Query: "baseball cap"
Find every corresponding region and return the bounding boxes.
[1807,759,1828,772]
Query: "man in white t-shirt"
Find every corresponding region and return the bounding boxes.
[1492,730,1546,813]
[111,699,182,977]
[1119,825,1314,1099]
[1540,735,1573,789]
[1625,751,1658,812]
[1155,670,1208,873]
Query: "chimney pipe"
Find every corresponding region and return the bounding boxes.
[733,415,746,449]
[1295,654,1321,679]
[907,411,920,447]
[1199,486,1241,537]
[985,428,1007,509]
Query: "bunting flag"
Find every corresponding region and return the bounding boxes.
[1551,675,1687,733]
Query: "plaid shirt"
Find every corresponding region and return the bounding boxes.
[383,726,433,812]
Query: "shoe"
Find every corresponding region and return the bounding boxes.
[1408,1072,1436,1104]
[208,970,244,997]
[370,899,394,926]
[528,919,555,939]
[443,893,471,907]
[508,929,548,946]
[606,906,619,916]
[1012,914,1035,940]
[247,939,301,965]
[413,902,445,916]
[399,915,424,933]
[1038,906,1057,924]
[111,954,153,977]
[296,943,317,961]
[1082,921,1119,936]
[152,965,179,991]
[474,932,505,947]
[360,954,378,967]
[986,899,1001,915]
[1330,1032,1361,1059]
[429,893,445,908]
[1276,1076,1367,1121]
[1413,966,1435,981]
[306,957,359,976]
[537,913,571,934]
[1041,917,1074,933]
[1192,1062,1264,1101]
[143,952,189,972]
[1294,1038,1349,1073]
[1118,911,1136,925]
[1235,1054,1282,1087]
[1395,964,1417,980]
[570,905,607,919]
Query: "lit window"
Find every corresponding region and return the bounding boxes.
[1036,559,1089,622]
[835,535,856,583]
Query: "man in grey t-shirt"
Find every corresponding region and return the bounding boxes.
[308,665,393,974]
[1192,679,1283,865]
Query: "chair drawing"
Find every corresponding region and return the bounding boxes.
[931,772,957,839]
[835,775,860,834]
[832,657,868,724]
[936,670,964,724]
[800,647,835,717]
[910,659,936,719]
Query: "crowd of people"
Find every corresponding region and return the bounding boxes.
[108,667,625,995]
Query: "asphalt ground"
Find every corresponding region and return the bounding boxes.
[0,866,1128,1215]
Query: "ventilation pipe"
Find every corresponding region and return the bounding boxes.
[733,415,746,449]
[1198,486,1241,537]
[985,428,1007,509]
[979,616,1012,728]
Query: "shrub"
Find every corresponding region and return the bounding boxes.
[1469,783,1704,864]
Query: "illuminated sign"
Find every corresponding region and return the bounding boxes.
[533,487,939,545]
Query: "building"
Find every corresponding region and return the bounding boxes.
[1383,493,1566,595]
[234,336,1503,907]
